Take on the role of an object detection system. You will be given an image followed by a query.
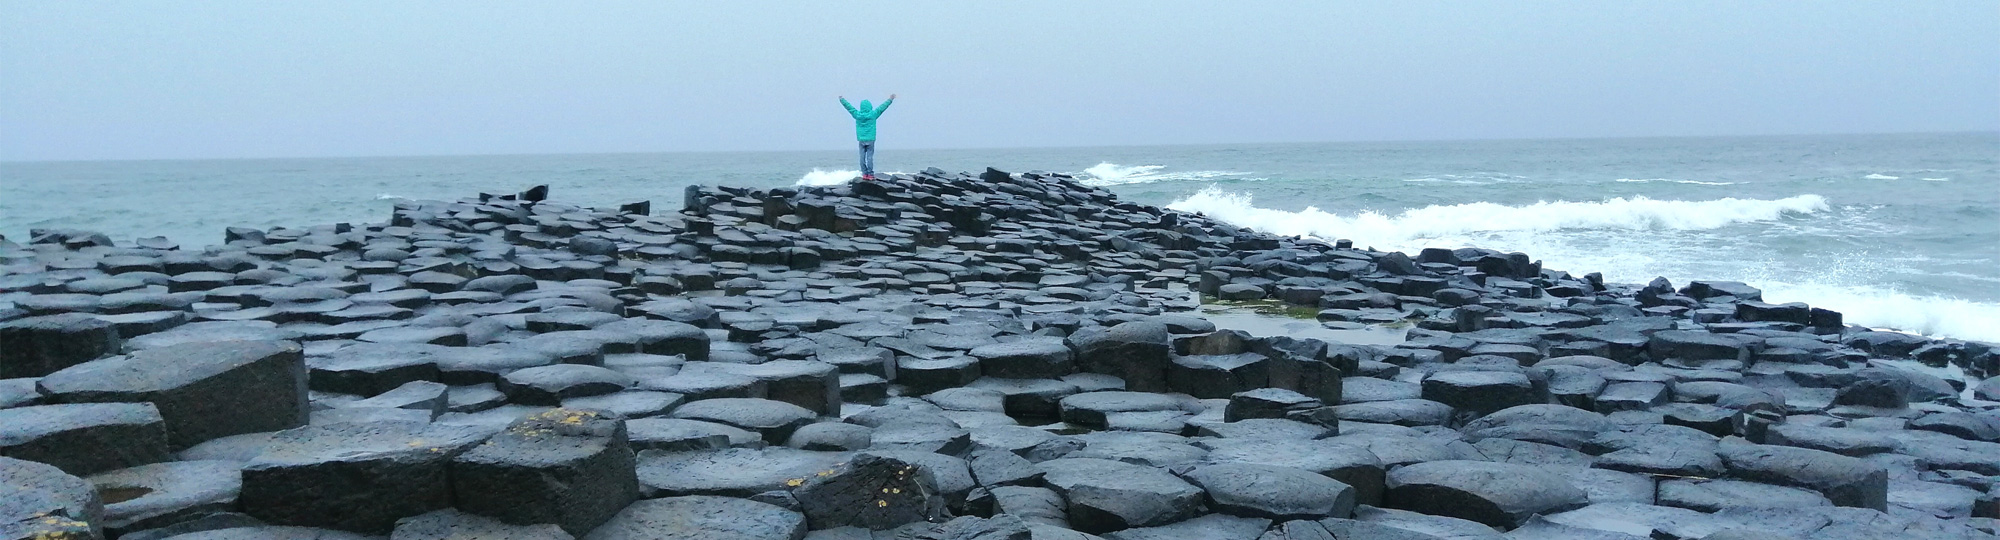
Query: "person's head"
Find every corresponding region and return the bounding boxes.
[858,100,874,113]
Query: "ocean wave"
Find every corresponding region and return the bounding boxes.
[375,193,404,200]
[1614,178,1737,186]
[796,168,861,186]
[1402,173,1524,185]
[1162,186,1997,341]
[1922,177,1951,182]
[1864,173,1900,180]
[1760,282,2000,342]
[1079,162,1253,186]
[1164,187,1828,243]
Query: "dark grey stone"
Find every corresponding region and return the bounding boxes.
[968,338,1075,379]
[1200,438,1392,506]
[1167,353,1270,399]
[450,408,638,536]
[1420,371,1537,415]
[1655,478,1830,512]
[0,455,105,540]
[499,364,636,405]
[1715,436,1888,510]
[670,398,816,444]
[1585,424,1724,478]
[1071,322,1173,393]
[239,421,490,533]
[1104,513,1270,540]
[1183,462,1357,520]
[346,380,449,419]
[562,390,684,419]
[0,403,169,476]
[1383,460,1589,528]
[965,377,1082,420]
[628,417,758,451]
[786,422,872,452]
[1332,399,1453,427]
[0,313,122,378]
[1058,391,1198,430]
[634,447,848,497]
[707,360,841,416]
[38,340,307,450]
[582,496,804,540]
[1038,457,1204,533]
[794,453,946,530]
[390,509,572,540]
[84,460,242,536]
[307,342,442,396]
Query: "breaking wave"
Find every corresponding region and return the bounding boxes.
[1079,162,1254,186]
[1864,173,1900,180]
[1164,187,1828,244]
[1760,282,2000,342]
[1614,178,1737,186]
[1163,186,2000,341]
[796,168,861,186]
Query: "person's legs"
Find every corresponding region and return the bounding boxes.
[859,141,876,178]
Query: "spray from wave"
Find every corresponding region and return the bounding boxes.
[1761,282,2000,343]
[796,168,861,186]
[1165,186,1828,244]
[1079,162,1254,186]
[1614,178,1737,186]
[1164,186,2000,341]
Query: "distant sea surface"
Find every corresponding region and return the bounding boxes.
[4,133,1996,341]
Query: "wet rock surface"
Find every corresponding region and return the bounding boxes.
[2,172,1997,538]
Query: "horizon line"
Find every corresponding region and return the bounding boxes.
[3,129,1995,166]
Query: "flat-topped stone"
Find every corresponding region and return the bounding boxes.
[582,495,804,540]
[1039,457,1204,533]
[239,421,490,533]
[0,402,170,476]
[39,339,308,449]
[0,312,122,378]
[85,460,242,536]
[1383,460,1589,528]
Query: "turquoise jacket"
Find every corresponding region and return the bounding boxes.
[841,97,893,141]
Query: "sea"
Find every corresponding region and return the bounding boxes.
[4,132,1996,342]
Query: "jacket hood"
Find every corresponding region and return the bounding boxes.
[858,100,874,112]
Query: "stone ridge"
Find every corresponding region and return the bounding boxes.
[0,167,1997,539]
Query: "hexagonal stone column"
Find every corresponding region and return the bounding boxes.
[0,313,121,378]
[0,403,169,476]
[0,456,105,539]
[38,340,307,449]
[239,421,489,533]
[450,408,639,536]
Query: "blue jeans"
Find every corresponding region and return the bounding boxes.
[858,140,876,178]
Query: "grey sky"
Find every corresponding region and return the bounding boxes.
[2,1,1995,161]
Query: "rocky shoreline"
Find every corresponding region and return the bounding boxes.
[3,167,1999,539]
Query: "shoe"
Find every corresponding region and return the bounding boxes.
[862,175,876,180]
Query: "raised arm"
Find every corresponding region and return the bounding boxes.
[839,97,858,116]
[873,95,894,116]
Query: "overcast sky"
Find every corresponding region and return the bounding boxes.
[2,1,1995,161]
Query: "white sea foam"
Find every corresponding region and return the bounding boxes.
[1922,177,1951,182]
[1864,173,1900,180]
[1165,186,1998,341]
[796,168,862,186]
[1614,178,1737,186]
[375,193,404,200]
[1403,173,1523,185]
[1079,162,1252,186]
[1165,187,1827,245]
[1760,282,2000,343]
